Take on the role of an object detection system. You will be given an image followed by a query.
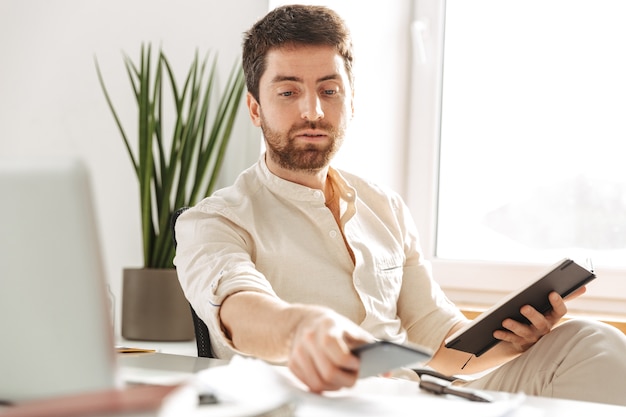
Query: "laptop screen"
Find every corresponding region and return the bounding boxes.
[0,157,119,403]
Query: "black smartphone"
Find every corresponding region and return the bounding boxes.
[352,340,432,378]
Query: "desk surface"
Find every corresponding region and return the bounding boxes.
[117,351,626,416]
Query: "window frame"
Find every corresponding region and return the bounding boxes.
[407,0,626,317]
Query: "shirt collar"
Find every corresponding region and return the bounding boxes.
[255,153,356,205]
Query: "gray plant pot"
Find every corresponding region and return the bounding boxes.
[121,268,194,341]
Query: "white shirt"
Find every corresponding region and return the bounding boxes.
[174,155,465,359]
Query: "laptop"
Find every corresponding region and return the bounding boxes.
[0,157,119,403]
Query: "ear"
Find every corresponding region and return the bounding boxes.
[247,92,262,127]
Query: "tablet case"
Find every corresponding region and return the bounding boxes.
[444,259,596,357]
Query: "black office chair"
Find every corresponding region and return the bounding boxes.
[171,206,215,358]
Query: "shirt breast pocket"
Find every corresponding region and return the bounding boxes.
[373,254,404,302]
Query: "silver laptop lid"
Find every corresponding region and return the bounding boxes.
[0,157,118,403]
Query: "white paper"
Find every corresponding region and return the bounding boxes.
[191,356,530,417]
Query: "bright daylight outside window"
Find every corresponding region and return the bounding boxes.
[437,0,626,273]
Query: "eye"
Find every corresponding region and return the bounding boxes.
[319,82,342,97]
[279,91,294,97]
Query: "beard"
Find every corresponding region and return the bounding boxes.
[260,115,345,173]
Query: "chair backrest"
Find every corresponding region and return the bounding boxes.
[171,206,214,358]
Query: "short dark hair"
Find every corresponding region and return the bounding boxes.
[242,4,354,101]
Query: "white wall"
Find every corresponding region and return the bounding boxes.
[0,0,268,333]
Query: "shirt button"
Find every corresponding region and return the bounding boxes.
[313,190,323,199]
[329,230,337,238]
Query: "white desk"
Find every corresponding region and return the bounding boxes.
[118,352,626,416]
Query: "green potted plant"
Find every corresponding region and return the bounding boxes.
[95,44,245,341]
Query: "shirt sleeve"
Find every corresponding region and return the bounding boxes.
[173,201,278,359]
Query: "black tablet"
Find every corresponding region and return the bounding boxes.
[444,258,596,357]
[352,340,433,378]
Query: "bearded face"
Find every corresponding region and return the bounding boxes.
[260,116,345,173]
[247,45,354,176]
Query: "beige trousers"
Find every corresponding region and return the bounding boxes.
[464,319,626,406]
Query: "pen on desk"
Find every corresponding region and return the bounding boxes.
[115,346,157,354]
[419,379,491,403]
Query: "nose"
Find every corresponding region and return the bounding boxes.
[300,92,324,121]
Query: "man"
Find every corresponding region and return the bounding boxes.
[175,4,626,404]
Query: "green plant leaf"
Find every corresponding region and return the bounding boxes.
[96,44,246,268]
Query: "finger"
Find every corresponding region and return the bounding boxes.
[291,332,359,393]
[289,339,327,393]
[328,337,361,372]
[520,305,552,333]
[310,335,359,387]
[302,356,356,393]
[289,357,325,393]
[493,328,515,342]
[500,316,541,340]
[493,326,534,349]
[494,323,538,354]
[548,292,568,319]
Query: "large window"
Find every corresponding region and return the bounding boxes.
[409,0,626,315]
